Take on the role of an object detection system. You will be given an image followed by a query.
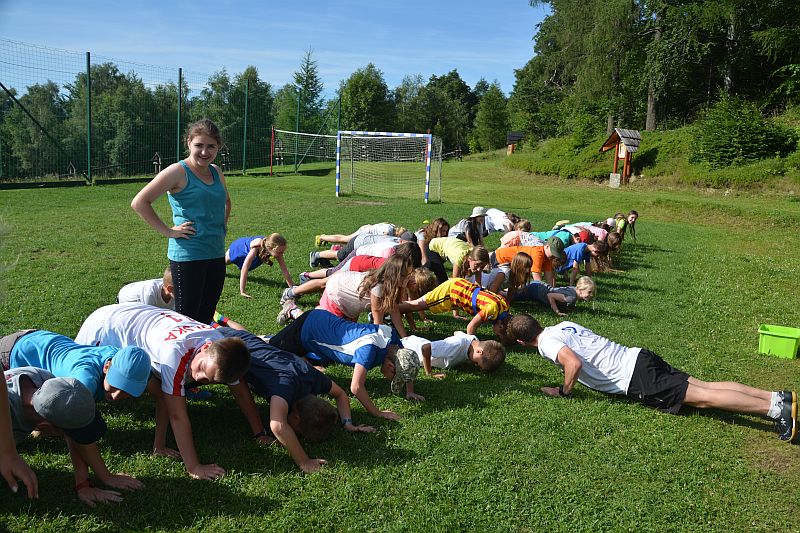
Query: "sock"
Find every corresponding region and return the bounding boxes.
[767,392,781,419]
[286,287,295,299]
[290,307,304,320]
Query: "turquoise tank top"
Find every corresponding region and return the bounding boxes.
[167,161,227,261]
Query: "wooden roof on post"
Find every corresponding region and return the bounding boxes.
[599,128,641,153]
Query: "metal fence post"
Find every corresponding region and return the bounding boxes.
[294,87,300,174]
[86,51,92,184]
[177,67,182,164]
[242,77,248,174]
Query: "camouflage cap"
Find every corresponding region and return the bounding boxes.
[389,348,420,395]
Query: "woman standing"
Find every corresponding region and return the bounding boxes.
[131,119,230,324]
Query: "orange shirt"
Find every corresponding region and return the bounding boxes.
[493,245,553,274]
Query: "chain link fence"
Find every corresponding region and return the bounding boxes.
[0,39,274,183]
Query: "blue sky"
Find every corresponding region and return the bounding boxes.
[0,0,547,97]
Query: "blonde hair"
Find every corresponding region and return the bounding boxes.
[410,267,437,298]
[358,254,412,314]
[393,226,408,237]
[459,245,490,275]
[476,340,506,373]
[162,266,173,288]
[576,276,596,298]
[257,233,287,266]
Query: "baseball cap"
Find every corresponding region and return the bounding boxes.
[546,236,566,261]
[399,231,417,243]
[107,346,152,397]
[389,348,420,395]
[31,377,107,444]
[470,206,487,218]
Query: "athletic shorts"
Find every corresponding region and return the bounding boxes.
[0,329,38,370]
[268,310,311,356]
[625,349,690,414]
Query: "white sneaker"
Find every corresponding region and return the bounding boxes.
[277,300,298,325]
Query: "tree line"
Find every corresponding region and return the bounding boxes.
[509,0,800,142]
[0,50,510,180]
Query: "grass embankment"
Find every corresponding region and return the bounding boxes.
[1,160,800,531]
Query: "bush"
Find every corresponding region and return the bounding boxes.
[694,94,798,168]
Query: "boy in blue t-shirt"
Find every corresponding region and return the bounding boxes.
[1,329,151,402]
[268,309,422,419]
[217,327,375,473]
[556,241,609,285]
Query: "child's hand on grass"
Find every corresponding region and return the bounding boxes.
[540,386,562,397]
[187,463,225,480]
[153,446,181,459]
[98,473,143,492]
[406,391,426,402]
[77,485,123,507]
[344,423,377,434]
[432,372,447,380]
[240,292,252,299]
[255,434,277,446]
[379,410,402,421]
[300,458,327,474]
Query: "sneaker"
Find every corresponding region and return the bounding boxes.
[277,299,298,325]
[280,287,295,304]
[299,271,312,284]
[187,387,213,401]
[309,251,320,268]
[776,390,797,442]
[315,235,325,247]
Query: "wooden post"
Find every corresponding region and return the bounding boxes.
[613,142,620,174]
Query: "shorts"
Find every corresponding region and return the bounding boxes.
[268,310,311,356]
[0,329,38,370]
[625,349,690,414]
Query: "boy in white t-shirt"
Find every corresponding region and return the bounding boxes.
[508,314,798,443]
[401,331,505,378]
[75,304,254,480]
[117,268,174,309]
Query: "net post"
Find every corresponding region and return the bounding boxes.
[86,51,92,184]
[424,134,432,204]
[294,87,301,174]
[242,77,249,174]
[177,68,182,165]
[335,130,341,197]
[270,126,275,176]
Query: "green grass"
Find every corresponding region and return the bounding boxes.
[2,159,800,532]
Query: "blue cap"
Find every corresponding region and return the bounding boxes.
[107,346,151,397]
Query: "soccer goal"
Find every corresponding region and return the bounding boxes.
[336,131,442,203]
[270,128,338,175]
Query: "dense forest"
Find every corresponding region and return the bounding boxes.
[1,1,798,181]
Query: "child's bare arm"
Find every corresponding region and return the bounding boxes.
[488,272,505,294]
[162,393,226,480]
[405,381,424,402]
[238,248,259,297]
[351,364,400,420]
[389,307,409,338]
[66,439,142,506]
[148,378,180,459]
[569,262,579,287]
[328,381,375,433]
[276,255,294,288]
[421,343,434,376]
[268,396,327,474]
[547,293,567,316]
[228,382,273,444]
[544,270,556,287]
[465,314,485,335]
[399,296,427,313]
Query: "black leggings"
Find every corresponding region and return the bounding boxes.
[170,257,226,324]
[426,251,449,284]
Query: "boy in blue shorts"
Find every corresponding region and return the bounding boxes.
[1,329,151,402]
[268,309,421,419]
[217,327,375,473]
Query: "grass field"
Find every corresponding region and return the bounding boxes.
[1,158,800,532]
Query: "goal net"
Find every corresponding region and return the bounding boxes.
[336,131,442,203]
[270,128,337,174]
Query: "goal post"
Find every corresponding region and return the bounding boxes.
[335,131,442,203]
[270,127,337,175]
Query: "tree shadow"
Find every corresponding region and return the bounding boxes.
[632,147,658,173]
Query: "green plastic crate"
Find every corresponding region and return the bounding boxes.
[758,324,800,359]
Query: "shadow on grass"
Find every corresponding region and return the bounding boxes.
[224,272,286,290]
[0,466,278,528]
